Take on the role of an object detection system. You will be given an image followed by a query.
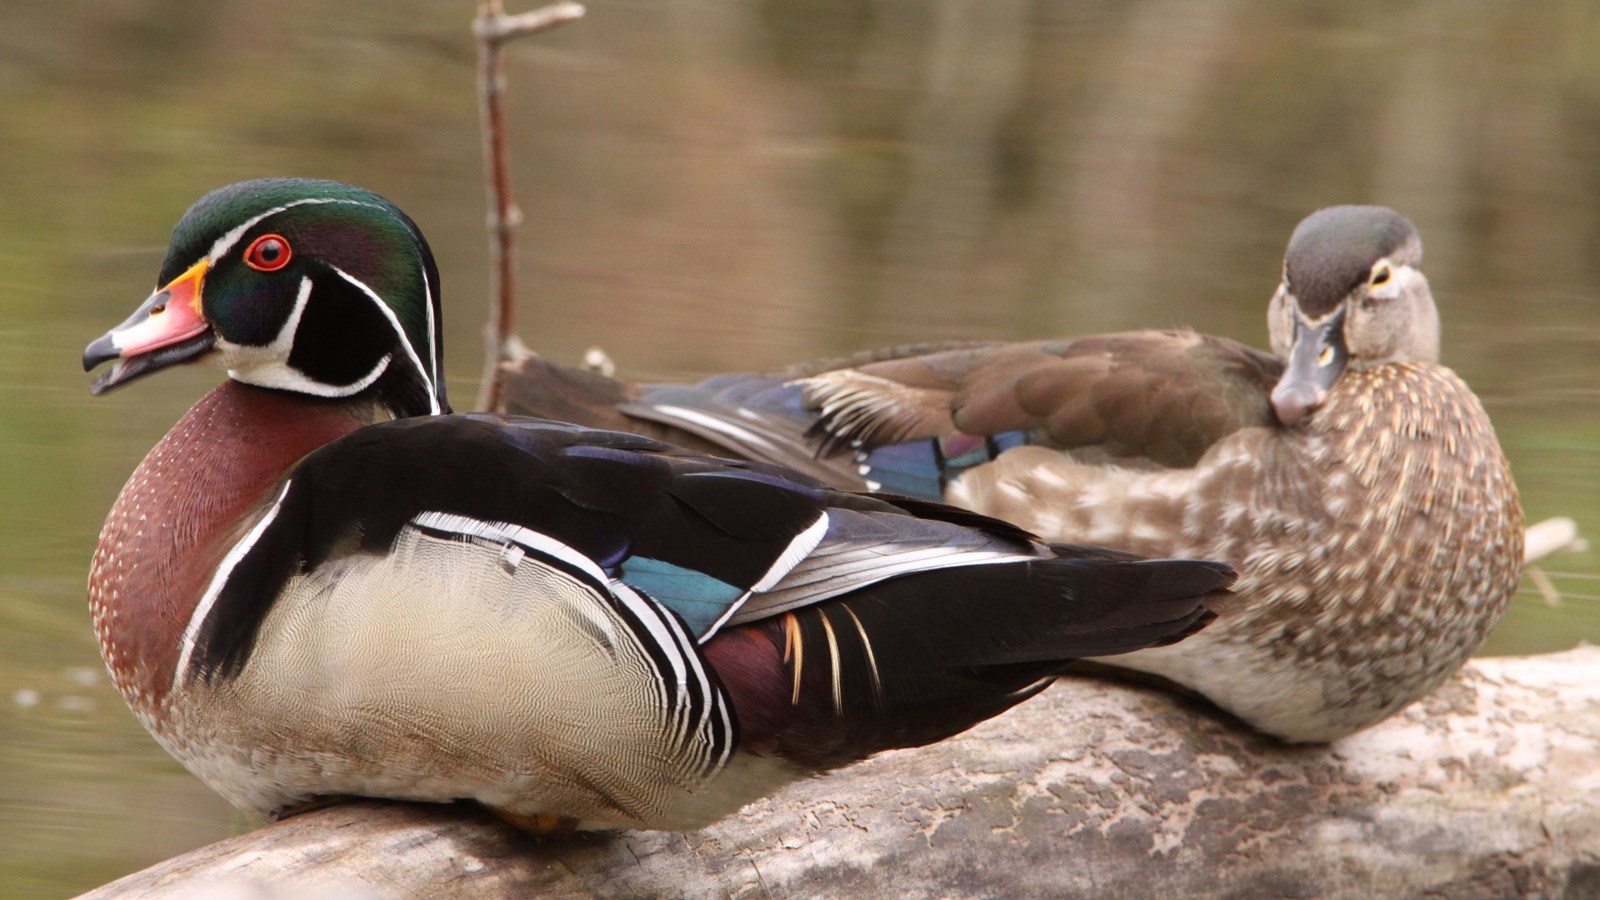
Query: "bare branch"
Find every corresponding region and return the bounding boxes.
[474,2,585,44]
[472,1,585,413]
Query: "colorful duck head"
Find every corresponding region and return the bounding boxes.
[85,178,447,417]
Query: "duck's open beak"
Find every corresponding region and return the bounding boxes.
[1270,303,1347,427]
[84,259,216,394]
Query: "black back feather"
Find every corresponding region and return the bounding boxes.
[710,553,1232,769]
[188,414,1056,680]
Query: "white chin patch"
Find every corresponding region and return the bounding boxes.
[211,273,389,397]
[220,340,392,398]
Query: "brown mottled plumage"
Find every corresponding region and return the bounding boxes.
[500,205,1525,742]
[948,362,1520,740]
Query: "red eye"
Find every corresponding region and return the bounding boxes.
[244,234,292,272]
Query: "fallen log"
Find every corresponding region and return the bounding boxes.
[81,646,1600,899]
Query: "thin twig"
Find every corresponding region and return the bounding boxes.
[473,0,585,412]
[477,2,585,44]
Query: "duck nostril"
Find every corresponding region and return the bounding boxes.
[151,304,167,315]
[1271,383,1324,427]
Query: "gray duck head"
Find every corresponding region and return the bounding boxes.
[1266,206,1439,426]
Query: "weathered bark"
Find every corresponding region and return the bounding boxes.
[81,647,1600,899]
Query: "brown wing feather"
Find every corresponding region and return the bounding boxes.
[797,343,1045,447]
[1057,331,1282,466]
[805,331,1282,469]
[502,332,1283,473]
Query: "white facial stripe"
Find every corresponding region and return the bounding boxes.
[221,275,393,396]
[328,264,441,415]
[274,276,314,353]
[174,479,295,689]
[225,348,392,398]
[420,256,440,392]
[205,197,385,264]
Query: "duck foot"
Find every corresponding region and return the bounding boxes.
[491,808,581,839]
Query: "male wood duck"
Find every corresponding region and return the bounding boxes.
[498,205,1525,743]
[84,178,1235,833]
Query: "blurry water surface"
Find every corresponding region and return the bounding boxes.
[1,1,1597,894]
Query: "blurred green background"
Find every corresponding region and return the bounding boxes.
[2,1,1597,895]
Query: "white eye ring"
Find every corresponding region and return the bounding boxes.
[1370,263,1392,286]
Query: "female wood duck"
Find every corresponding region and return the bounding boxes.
[83,178,1235,834]
[499,205,1525,744]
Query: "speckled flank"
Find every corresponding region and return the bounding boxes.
[88,382,369,738]
[949,362,1522,742]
